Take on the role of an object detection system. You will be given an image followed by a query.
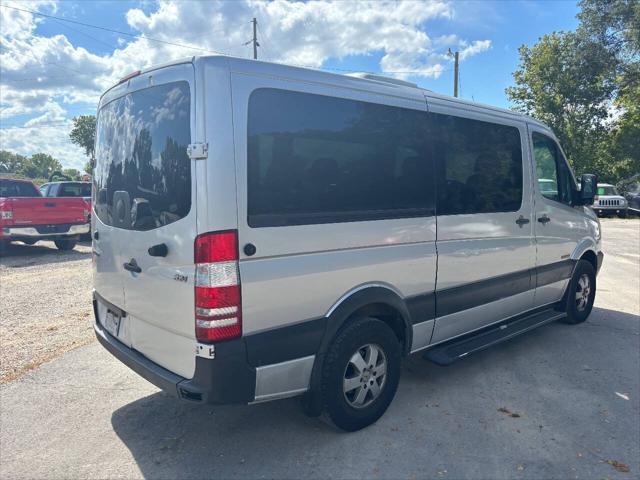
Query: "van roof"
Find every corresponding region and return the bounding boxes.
[105,55,549,131]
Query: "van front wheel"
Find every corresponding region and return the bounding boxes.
[562,260,596,324]
[321,317,401,432]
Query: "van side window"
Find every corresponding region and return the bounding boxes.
[247,88,434,227]
[431,113,523,215]
[532,132,573,205]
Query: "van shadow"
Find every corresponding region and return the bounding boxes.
[0,240,91,267]
[111,307,638,479]
[111,393,338,479]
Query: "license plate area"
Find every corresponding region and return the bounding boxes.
[103,310,122,337]
[96,295,126,340]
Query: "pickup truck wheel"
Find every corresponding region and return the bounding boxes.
[54,239,77,251]
[562,260,596,325]
[321,317,401,432]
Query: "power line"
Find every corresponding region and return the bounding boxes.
[0,3,234,56]
[1,2,460,90]
[0,122,71,130]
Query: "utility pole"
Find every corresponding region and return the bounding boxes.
[251,17,259,60]
[448,48,459,97]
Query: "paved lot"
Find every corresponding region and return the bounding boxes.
[1,219,638,479]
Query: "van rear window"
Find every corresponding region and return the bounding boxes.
[93,81,191,231]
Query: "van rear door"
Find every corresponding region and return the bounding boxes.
[93,64,197,379]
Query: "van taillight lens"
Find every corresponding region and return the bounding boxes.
[194,231,241,342]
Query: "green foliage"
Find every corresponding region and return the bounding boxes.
[69,115,96,170]
[0,150,64,179]
[0,150,28,174]
[507,0,639,184]
[62,168,81,180]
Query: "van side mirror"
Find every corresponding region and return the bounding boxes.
[579,174,597,206]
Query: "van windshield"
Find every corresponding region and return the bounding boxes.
[93,81,191,231]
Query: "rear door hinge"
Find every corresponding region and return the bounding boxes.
[196,343,215,359]
[188,143,208,160]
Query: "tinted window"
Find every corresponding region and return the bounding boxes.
[0,180,40,197]
[432,113,523,215]
[597,185,618,196]
[247,88,434,227]
[94,81,191,231]
[58,183,91,197]
[532,133,573,204]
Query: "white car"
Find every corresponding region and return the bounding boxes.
[92,56,603,431]
[593,183,628,218]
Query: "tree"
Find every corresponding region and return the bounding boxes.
[69,115,96,171]
[506,31,617,175]
[506,0,639,183]
[20,153,62,179]
[0,150,28,174]
[578,0,639,88]
[62,168,81,180]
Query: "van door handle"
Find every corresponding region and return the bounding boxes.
[148,243,168,257]
[123,259,142,273]
[537,215,551,224]
[93,231,99,240]
[515,216,530,227]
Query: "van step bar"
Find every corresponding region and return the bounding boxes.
[423,308,566,366]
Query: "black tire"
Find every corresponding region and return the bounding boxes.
[618,210,628,218]
[21,239,38,245]
[321,317,401,431]
[54,239,77,251]
[562,259,596,324]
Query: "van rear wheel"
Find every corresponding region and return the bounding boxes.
[321,317,401,431]
[562,259,596,324]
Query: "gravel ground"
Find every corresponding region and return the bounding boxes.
[0,240,94,383]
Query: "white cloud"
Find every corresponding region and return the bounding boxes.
[0,123,87,170]
[24,101,66,126]
[459,39,492,60]
[0,0,494,168]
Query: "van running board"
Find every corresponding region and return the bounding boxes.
[423,308,566,366]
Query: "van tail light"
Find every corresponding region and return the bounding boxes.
[194,230,241,343]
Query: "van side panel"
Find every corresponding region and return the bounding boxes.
[230,72,437,356]
[427,99,537,344]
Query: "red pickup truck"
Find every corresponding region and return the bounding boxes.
[0,177,90,251]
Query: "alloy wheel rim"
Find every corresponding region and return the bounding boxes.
[575,273,591,312]
[343,343,387,409]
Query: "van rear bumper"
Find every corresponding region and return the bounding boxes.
[93,310,256,405]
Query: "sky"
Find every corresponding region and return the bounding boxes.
[0,0,581,171]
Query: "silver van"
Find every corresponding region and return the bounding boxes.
[92,56,603,431]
